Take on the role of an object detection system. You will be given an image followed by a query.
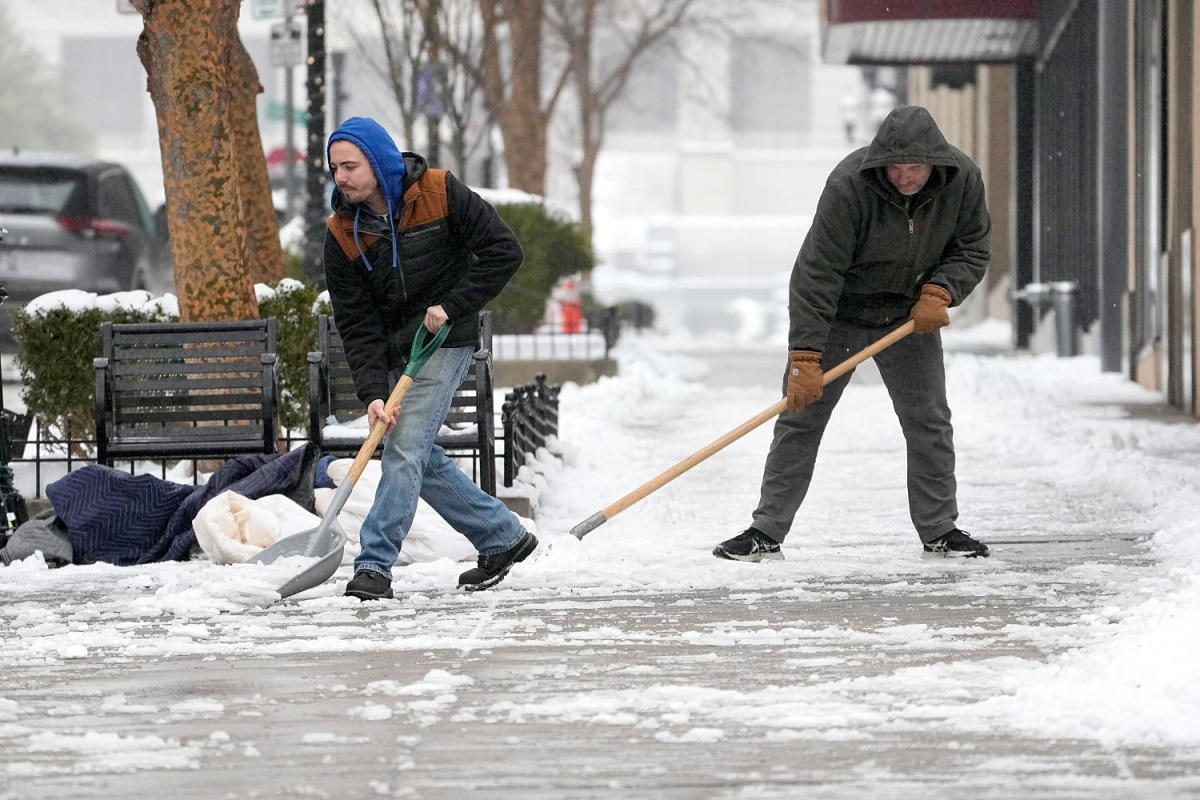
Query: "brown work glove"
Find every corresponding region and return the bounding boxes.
[786,350,823,413]
[909,284,952,333]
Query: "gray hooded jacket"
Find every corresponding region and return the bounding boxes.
[788,105,991,351]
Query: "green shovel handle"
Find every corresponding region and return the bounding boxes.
[404,322,452,377]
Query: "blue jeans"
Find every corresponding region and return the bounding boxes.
[354,345,526,577]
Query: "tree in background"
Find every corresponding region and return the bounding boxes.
[131,0,283,321]
[422,0,491,178]
[0,6,96,153]
[489,201,594,333]
[404,0,570,196]
[473,0,568,196]
[356,0,718,235]
[351,0,427,149]
[550,0,708,236]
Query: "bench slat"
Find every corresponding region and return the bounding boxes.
[108,390,267,407]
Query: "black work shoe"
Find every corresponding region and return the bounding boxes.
[458,532,538,591]
[345,569,394,600]
[712,527,783,562]
[923,529,990,558]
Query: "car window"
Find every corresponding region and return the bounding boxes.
[127,175,157,234]
[0,168,84,215]
[98,170,143,230]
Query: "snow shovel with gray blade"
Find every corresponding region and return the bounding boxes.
[247,322,452,599]
[569,320,915,539]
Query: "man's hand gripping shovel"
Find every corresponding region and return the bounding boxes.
[569,321,915,539]
[247,323,452,599]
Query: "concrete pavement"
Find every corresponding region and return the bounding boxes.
[4,531,1198,800]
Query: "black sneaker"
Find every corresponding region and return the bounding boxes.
[458,531,538,591]
[923,529,990,558]
[712,527,783,562]
[345,569,394,600]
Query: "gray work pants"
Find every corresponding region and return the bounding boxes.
[751,322,957,544]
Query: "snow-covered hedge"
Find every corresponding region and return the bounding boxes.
[11,280,329,447]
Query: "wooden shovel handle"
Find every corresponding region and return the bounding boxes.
[340,323,452,487]
[345,374,414,485]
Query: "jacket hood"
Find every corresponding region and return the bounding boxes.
[859,105,958,171]
[327,116,407,214]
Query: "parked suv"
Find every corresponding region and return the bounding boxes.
[0,150,174,348]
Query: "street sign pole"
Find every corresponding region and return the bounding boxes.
[304,0,328,289]
[270,11,305,217]
[284,13,296,217]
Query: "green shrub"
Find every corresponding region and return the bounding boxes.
[257,279,331,430]
[489,202,595,333]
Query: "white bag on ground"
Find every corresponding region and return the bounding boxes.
[194,491,322,565]
[314,458,476,565]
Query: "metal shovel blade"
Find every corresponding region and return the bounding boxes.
[246,517,348,599]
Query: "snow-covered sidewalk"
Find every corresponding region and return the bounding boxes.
[2,321,1200,798]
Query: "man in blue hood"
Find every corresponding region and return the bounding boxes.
[323,116,534,600]
[713,105,992,562]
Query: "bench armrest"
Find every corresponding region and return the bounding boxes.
[93,356,111,465]
[307,350,327,448]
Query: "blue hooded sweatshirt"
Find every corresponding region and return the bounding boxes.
[327,116,407,272]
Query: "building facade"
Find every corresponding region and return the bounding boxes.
[823,0,1200,418]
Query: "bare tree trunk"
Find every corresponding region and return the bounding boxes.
[496,0,550,195]
[416,0,569,195]
[133,0,261,322]
[359,0,426,147]
[570,0,599,236]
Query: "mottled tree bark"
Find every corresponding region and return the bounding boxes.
[132,0,274,321]
[230,37,285,287]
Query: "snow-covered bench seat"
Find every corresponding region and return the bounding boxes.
[306,312,497,496]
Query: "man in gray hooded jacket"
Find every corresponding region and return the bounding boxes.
[713,105,992,562]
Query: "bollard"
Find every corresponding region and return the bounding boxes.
[1049,281,1080,357]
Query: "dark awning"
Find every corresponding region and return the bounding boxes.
[821,0,1039,64]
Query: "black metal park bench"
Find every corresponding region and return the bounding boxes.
[93,319,280,469]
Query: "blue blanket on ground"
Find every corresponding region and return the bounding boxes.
[46,444,320,566]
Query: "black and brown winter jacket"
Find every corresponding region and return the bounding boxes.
[788,105,991,351]
[323,152,522,407]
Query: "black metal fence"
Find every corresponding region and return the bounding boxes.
[501,374,560,488]
[490,301,655,362]
[5,419,501,500]
[492,311,617,362]
[0,406,32,537]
